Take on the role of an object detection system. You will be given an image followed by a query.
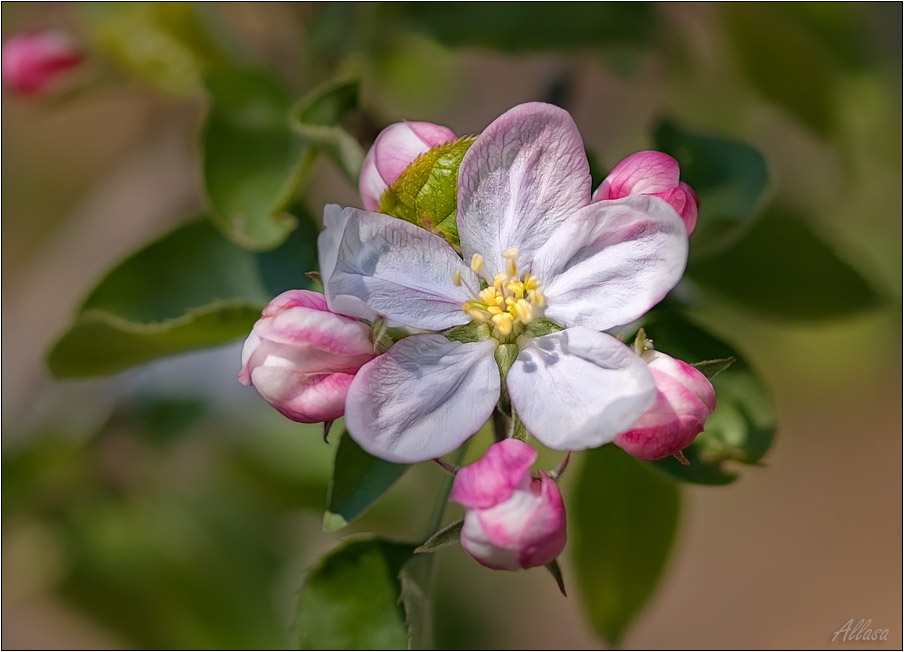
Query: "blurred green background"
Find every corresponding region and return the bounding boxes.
[2,2,901,648]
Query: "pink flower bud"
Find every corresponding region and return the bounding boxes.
[614,351,716,460]
[238,290,376,423]
[450,439,566,571]
[2,31,82,96]
[359,121,457,211]
[593,151,700,235]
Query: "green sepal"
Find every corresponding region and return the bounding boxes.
[414,519,464,554]
[692,357,736,380]
[544,559,567,597]
[521,318,564,339]
[377,135,477,250]
[494,343,519,415]
[443,321,493,343]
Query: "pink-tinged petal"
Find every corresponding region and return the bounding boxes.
[614,351,716,460]
[517,474,567,569]
[648,351,716,412]
[536,195,687,331]
[359,121,457,210]
[450,439,537,510]
[238,289,376,423]
[258,299,374,360]
[345,335,500,463]
[373,121,457,185]
[251,367,354,423]
[592,151,680,200]
[406,121,458,147]
[2,31,81,95]
[457,102,591,279]
[507,328,656,450]
[460,508,522,571]
[358,146,384,211]
[460,473,565,571]
[325,208,476,330]
[657,182,699,235]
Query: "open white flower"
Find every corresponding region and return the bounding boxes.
[318,103,689,463]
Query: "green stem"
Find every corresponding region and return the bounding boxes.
[425,443,469,537]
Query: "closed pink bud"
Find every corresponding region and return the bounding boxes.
[593,151,700,235]
[2,31,82,96]
[359,121,457,211]
[450,439,566,571]
[238,290,376,423]
[614,351,716,461]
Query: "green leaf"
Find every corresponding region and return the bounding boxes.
[202,68,307,250]
[414,519,463,554]
[723,3,837,136]
[47,302,262,378]
[687,208,883,321]
[399,554,437,650]
[398,3,656,52]
[572,445,682,647]
[639,313,776,485]
[323,432,409,532]
[654,119,769,257]
[47,218,319,378]
[290,79,365,183]
[295,539,414,650]
[378,136,476,250]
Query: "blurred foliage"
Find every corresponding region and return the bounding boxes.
[572,445,682,647]
[4,1,900,650]
[687,207,883,321]
[294,539,414,650]
[47,217,319,377]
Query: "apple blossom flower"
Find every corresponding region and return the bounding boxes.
[450,439,566,570]
[593,151,700,235]
[359,121,457,211]
[238,289,376,423]
[2,30,82,96]
[320,102,689,463]
[614,350,717,460]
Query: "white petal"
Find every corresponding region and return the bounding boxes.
[508,328,656,450]
[318,205,377,321]
[324,208,478,330]
[535,195,688,331]
[457,103,591,279]
[345,335,500,463]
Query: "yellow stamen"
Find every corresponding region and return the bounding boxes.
[470,253,484,274]
[501,248,519,260]
[512,298,533,323]
[506,258,517,279]
[452,269,462,287]
[492,312,514,337]
[528,289,546,308]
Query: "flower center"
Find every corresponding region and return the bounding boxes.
[454,248,546,341]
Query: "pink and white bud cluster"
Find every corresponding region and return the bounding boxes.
[238,290,376,423]
[594,151,700,235]
[450,439,566,571]
[614,350,716,461]
[358,121,457,211]
[2,30,82,96]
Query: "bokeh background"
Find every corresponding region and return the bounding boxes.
[3,3,901,649]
